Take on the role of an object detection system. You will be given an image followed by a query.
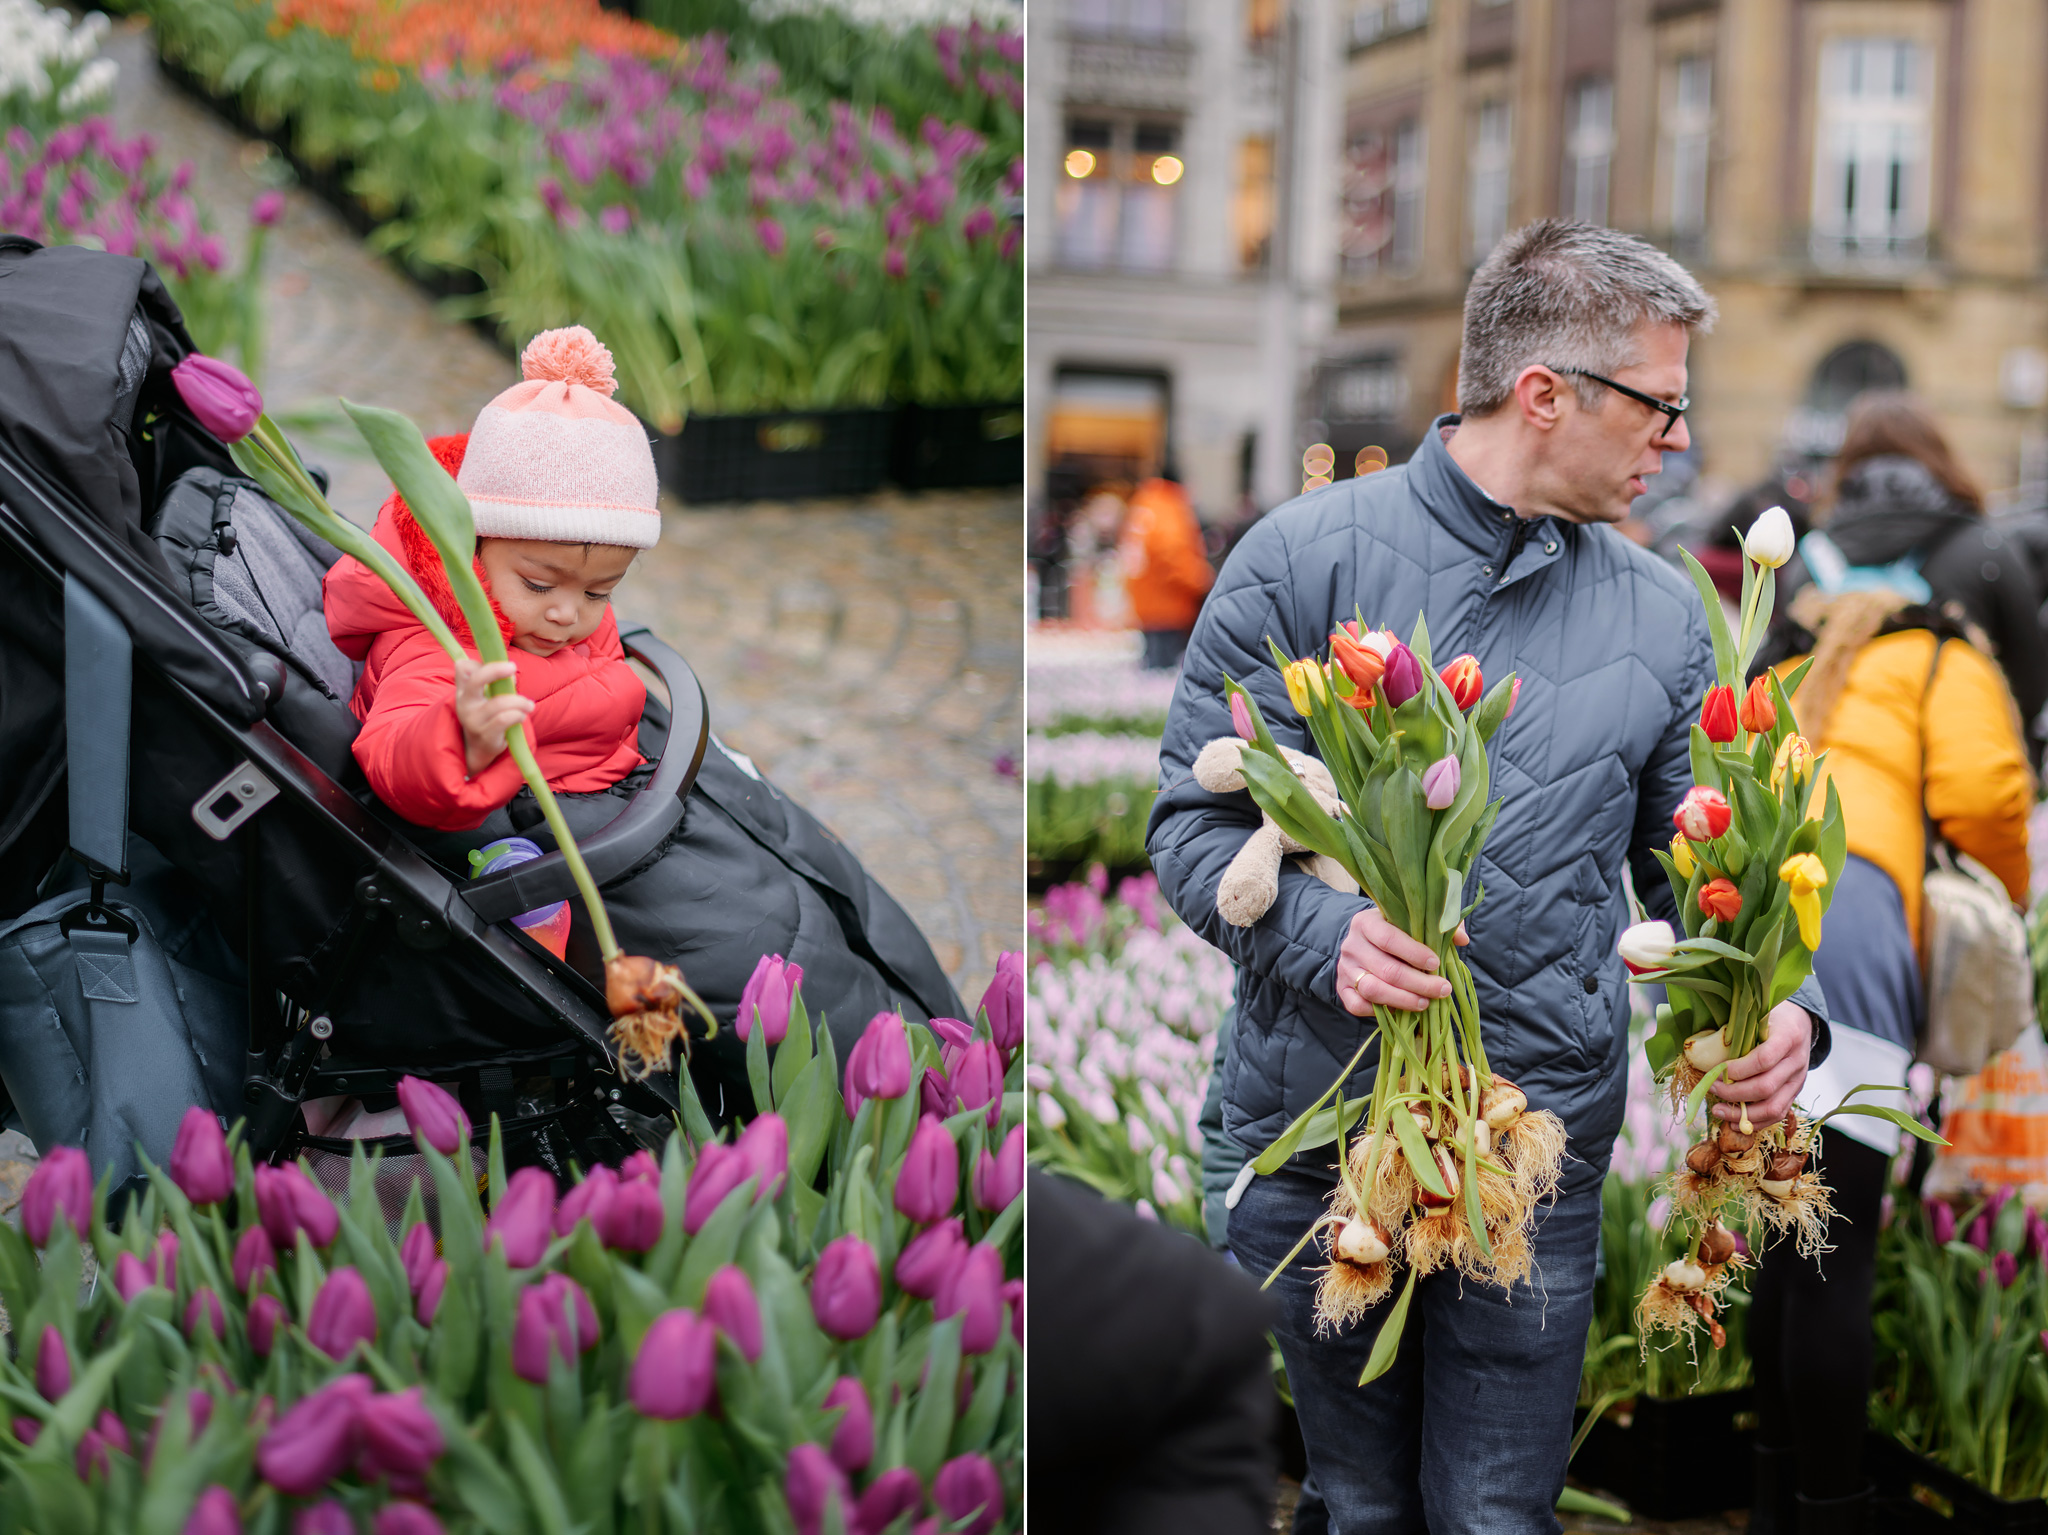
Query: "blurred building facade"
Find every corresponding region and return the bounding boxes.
[1026,0,1343,522]
[1327,0,2048,496]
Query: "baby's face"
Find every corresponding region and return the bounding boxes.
[477,537,636,657]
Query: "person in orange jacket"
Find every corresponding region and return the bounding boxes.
[1119,475,1215,670]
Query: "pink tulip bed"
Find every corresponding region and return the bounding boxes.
[1026,633,1173,878]
[0,969,1023,1535]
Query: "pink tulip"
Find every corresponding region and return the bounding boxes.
[415,1260,447,1326]
[980,951,1023,1056]
[858,1466,923,1532]
[785,1443,850,1535]
[896,1217,967,1299]
[895,1116,959,1224]
[356,1388,443,1482]
[628,1309,716,1419]
[736,1112,789,1200]
[737,954,802,1045]
[921,1067,954,1119]
[757,217,786,257]
[307,1268,377,1359]
[823,1376,872,1472]
[811,1235,881,1340]
[248,1293,286,1356]
[170,354,262,444]
[250,190,285,227]
[485,1166,556,1267]
[78,1408,131,1481]
[929,1017,975,1052]
[114,1251,157,1301]
[973,1125,1023,1212]
[372,1506,445,1535]
[293,1500,354,1535]
[257,1375,371,1495]
[683,1140,751,1235]
[399,1222,436,1294]
[619,1150,660,1187]
[934,1454,1003,1535]
[396,1077,468,1156]
[171,1107,235,1205]
[951,1041,1003,1129]
[20,1146,92,1246]
[1422,756,1461,811]
[511,1273,598,1384]
[556,1165,618,1237]
[1002,1277,1023,1342]
[186,1287,227,1341]
[1230,692,1256,742]
[184,1485,241,1535]
[935,1244,1005,1355]
[1506,677,1522,717]
[253,1163,339,1250]
[234,1225,276,1293]
[598,1176,664,1253]
[883,245,908,280]
[845,1012,912,1116]
[34,1329,69,1401]
[703,1264,764,1362]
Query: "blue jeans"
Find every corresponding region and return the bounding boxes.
[1229,1165,1601,1535]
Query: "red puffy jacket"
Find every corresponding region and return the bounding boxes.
[322,434,645,832]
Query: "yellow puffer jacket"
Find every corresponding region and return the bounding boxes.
[1780,627,2032,949]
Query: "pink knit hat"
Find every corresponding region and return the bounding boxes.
[457,326,661,549]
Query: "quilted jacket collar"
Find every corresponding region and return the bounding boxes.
[1411,414,1567,584]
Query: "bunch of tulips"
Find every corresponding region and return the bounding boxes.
[0,966,1022,1534]
[1222,617,1566,1384]
[1616,508,1935,1349]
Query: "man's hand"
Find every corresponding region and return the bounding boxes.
[1336,907,1468,1016]
[1711,1001,1811,1124]
[455,657,535,778]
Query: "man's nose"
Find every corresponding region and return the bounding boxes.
[1658,413,1690,454]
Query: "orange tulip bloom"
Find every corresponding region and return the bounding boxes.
[1698,878,1742,923]
[1329,622,1387,695]
[1738,676,1776,735]
[1441,654,1483,711]
[1698,685,1738,743]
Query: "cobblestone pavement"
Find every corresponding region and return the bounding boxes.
[91,22,1023,1013]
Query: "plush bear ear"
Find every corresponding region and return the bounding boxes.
[1193,737,1249,794]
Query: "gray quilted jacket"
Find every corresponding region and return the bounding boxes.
[1148,417,1828,1195]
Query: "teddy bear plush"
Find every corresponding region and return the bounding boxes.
[1193,736,1359,926]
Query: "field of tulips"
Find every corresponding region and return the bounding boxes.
[1026,631,1172,878]
[126,0,1021,431]
[0,969,1023,1535]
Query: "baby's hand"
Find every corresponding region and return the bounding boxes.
[454,658,535,777]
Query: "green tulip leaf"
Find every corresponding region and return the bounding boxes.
[1358,1264,1419,1386]
[906,1317,962,1479]
[746,1011,774,1117]
[1251,1033,1377,1174]
[1679,546,1736,686]
[1390,1104,1449,1198]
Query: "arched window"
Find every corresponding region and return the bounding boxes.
[1806,340,1908,414]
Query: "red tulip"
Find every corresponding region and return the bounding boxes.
[846,1012,913,1116]
[703,1265,763,1363]
[184,1485,242,1535]
[254,1163,339,1250]
[34,1328,70,1401]
[1672,786,1732,842]
[736,1112,789,1200]
[171,354,263,444]
[683,1140,751,1236]
[597,1175,663,1253]
[823,1376,873,1472]
[627,1309,716,1419]
[234,1225,276,1293]
[858,1466,923,1533]
[248,1293,286,1356]
[1738,675,1776,735]
[485,1166,556,1267]
[415,1260,447,1326]
[934,1453,1004,1535]
[973,1125,1023,1213]
[307,1267,377,1360]
[1699,685,1738,744]
[511,1273,598,1384]
[257,1375,371,1495]
[896,1218,967,1299]
[356,1388,443,1482]
[186,1287,227,1341]
[895,1116,960,1224]
[785,1443,851,1535]
[1698,878,1742,923]
[171,1107,235,1205]
[21,1146,92,1247]
[1441,654,1482,710]
[396,1077,468,1156]
[811,1235,881,1340]
[737,954,802,1045]
[372,1506,445,1535]
[935,1244,1005,1355]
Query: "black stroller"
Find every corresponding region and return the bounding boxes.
[0,238,966,1201]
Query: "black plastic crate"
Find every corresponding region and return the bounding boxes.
[1867,1432,2048,1533]
[891,401,1024,490]
[1570,1388,1753,1520]
[659,408,896,504]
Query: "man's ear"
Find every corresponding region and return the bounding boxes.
[1511,365,1569,432]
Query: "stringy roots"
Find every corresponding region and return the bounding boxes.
[1668,1109,1835,1259]
[1635,1259,1741,1352]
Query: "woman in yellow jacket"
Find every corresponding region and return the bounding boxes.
[1746,583,2032,1535]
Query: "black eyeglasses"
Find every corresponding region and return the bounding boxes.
[1548,367,1689,436]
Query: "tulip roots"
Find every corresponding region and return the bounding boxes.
[1313,1230,1396,1335]
[1749,1171,1835,1258]
[1635,1260,1738,1352]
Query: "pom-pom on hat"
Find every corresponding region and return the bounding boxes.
[456,326,660,549]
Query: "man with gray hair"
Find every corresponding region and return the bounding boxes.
[1148,220,1831,1530]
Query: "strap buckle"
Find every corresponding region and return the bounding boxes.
[192,760,278,840]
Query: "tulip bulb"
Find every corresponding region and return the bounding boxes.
[1684,1140,1723,1177]
[1683,1028,1732,1072]
[1472,1120,1493,1157]
[1662,1259,1708,1292]
[1697,1223,1739,1267]
[1766,1150,1806,1184]
[1335,1218,1390,1266]
[1759,1177,1795,1199]
[1480,1080,1526,1132]
[1716,1120,1758,1155]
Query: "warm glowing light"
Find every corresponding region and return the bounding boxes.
[1302,443,1335,476]
[1065,149,1097,179]
[1150,154,1185,186]
[1356,445,1389,476]
[1303,474,1333,492]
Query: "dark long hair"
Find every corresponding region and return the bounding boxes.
[1831,391,1983,513]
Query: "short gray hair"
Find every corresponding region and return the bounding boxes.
[1457,220,1717,417]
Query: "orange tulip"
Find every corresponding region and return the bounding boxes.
[1698,685,1738,744]
[1441,654,1483,711]
[1329,622,1387,695]
[1698,878,1742,923]
[1738,676,1776,735]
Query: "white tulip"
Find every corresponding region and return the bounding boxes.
[1617,920,1678,974]
[1745,506,1796,569]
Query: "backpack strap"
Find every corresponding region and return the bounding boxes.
[1918,633,1948,875]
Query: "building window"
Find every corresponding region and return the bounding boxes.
[1056,117,1184,272]
[1663,54,1712,239]
[1069,0,1188,40]
[1562,78,1613,226]
[1467,99,1511,262]
[1346,0,1427,51]
[1236,136,1276,271]
[1341,118,1426,278]
[1811,37,1931,264]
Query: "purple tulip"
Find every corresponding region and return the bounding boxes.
[823,1376,872,1472]
[1002,1277,1023,1343]
[1970,1215,1992,1252]
[845,1012,913,1116]
[485,1166,556,1267]
[757,217,786,257]
[596,1175,664,1253]
[170,354,263,444]
[935,1244,1005,1355]
[858,1466,923,1532]
[556,1165,618,1238]
[250,190,285,228]
[307,1267,377,1360]
[400,1222,436,1294]
[512,1273,598,1384]
[934,1454,1003,1535]
[2027,1210,2048,1259]
[186,1287,227,1341]
[1996,1250,2021,1289]
[294,1501,355,1535]
[1381,643,1424,708]
[972,1125,1023,1213]
[258,1375,370,1495]
[737,954,802,1045]
[683,1140,752,1236]
[372,1506,444,1535]
[234,1225,276,1293]
[184,1485,242,1535]
[895,1116,959,1224]
[356,1388,443,1482]
[146,1389,214,1470]
[34,1329,70,1401]
[929,1017,975,1052]
[627,1309,717,1419]
[962,204,995,243]
[78,1409,131,1481]
[10,1418,37,1448]
[248,1293,286,1356]
[254,1163,339,1250]
[396,1077,468,1156]
[114,1251,157,1301]
[171,1108,235,1205]
[20,1146,92,1247]
[896,1217,967,1299]
[703,1264,764,1363]
[950,1041,1004,1129]
[600,203,632,236]
[1929,1200,1956,1245]
[619,1150,660,1187]
[980,951,1023,1057]
[1423,755,1461,811]
[811,1235,882,1340]
[785,1443,850,1535]
[921,1067,954,1119]
[415,1260,447,1326]
[736,1112,789,1200]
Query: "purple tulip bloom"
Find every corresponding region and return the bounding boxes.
[250,190,286,227]
[396,1077,468,1156]
[257,1375,371,1496]
[736,1112,789,1200]
[415,1260,447,1326]
[248,1293,286,1357]
[1381,643,1424,708]
[78,1409,131,1481]
[399,1222,436,1295]
[1929,1200,1956,1245]
[895,1116,959,1224]
[921,1067,955,1119]
[883,245,909,280]
[34,1329,70,1401]
[170,354,263,444]
[600,203,632,235]
[628,1309,716,1419]
[858,1466,923,1532]
[146,1389,213,1470]
[486,1166,556,1267]
[20,1145,92,1247]
[845,1012,912,1116]
[114,1251,157,1301]
[597,1176,664,1253]
[737,954,802,1044]
[1422,755,1461,811]
[823,1376,872,1472]
[703,1264,764,1363]
[929,1016,975,1052]
[1970,1215,1992,1252]
[756,217,786,257]
[683,1140,753,1235]
[10,1418,38,1448]
[934,1454,1003,1535]
[951,1041,1003,1129]
[1003,1277,1023,1343]
[254,1162,339,1250]
[307,1267,377,1360]
[1996,1250,2021,1289]
[512,1273,598,1384]
[372,1506,445,1535]
[980,951,1023,1056]
[184,1485,242,1535]
[293,1500,354,1535]
[233,1225,276,1293]
[186,1287,227,1342]
[935,1243,1005,1355]
[972,1125,1023,1213]
[962,204,995,242]
[619,1150,660,1187]
[171,1107,235,1205]
[356,1387,443,1482]
[895,1217,967,1300]
[556,1165,618,1238]
[2027,1210,2048,1260]
[811,1235,881,1340]
[785,1443,851,1535]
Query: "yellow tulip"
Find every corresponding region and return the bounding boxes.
[1669,833,1697,880]
[1771,734,1813,793]
[1283,659,1326,715]
[1778,853,1829,950]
